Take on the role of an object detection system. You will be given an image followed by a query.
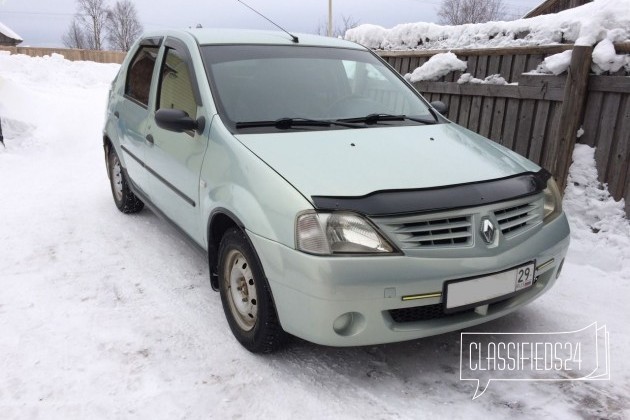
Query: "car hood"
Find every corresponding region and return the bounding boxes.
[234,123,540,200]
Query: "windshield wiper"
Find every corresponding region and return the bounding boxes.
[337,113,438,125]
[235,117,362,130]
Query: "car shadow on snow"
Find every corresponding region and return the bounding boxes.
[266,309,628,418]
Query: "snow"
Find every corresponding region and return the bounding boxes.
[457,73,508,85]
[345,0,630,50]
[533,50,573,75]
[591,38,627,74]
[1,52,630,419]
[404,52,467,82]
[0,21,22,42]
[382,0,630,79]
[563,144,630,275]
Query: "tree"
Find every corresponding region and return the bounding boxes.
[437,0,506,25]
[316,15,360,38]
[106,0,143,51]
[63,0,109,50]
[62,20,87,49]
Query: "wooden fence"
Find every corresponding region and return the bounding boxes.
[379,44,630,216]
[0,46,126,64]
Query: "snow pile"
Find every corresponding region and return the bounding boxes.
[564,144,630,276]
[591,38,627,74]
[345,0,630,50]
[533,50,573,75]
[404,52,467,82]
[0,52,119,152]
[528,38,629,75]
[0,51,119,90]
[457,73,508,85]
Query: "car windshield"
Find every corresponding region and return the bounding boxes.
[200,45,436,132]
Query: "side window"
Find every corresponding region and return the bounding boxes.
[125,46,159,107]
[157,47,198,119]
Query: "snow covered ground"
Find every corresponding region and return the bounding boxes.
[1,52,629,419]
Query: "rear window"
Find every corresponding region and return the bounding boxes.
[125,46,159,107]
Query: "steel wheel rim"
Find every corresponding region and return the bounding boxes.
[111,155,123,202]
[224,249,258,331]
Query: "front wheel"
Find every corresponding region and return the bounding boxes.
[218,228,287,353]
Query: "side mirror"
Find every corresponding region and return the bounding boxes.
[155,108,205,134]
[430,101,449,116]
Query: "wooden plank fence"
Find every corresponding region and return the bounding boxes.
[379,44,630,217]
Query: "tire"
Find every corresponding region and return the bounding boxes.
[107,148,144,214]
[218,228,287,353]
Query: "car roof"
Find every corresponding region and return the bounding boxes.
[141,28,366,50]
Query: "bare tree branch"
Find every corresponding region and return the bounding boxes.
[106,0,143,51]
[62,19,88,49]
[316,14,360,38]
[438,0,507,25]
[64,0,109,50]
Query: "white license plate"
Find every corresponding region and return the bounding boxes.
[444,261,535,311]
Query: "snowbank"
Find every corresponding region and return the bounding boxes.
[564,144,630,276]
[345,0,630,50]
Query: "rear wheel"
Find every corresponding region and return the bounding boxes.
[108,148,144,213]
[218,228,287,353]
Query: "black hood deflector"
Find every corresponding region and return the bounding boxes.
[312,170,551,217]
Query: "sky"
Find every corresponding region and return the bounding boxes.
[0,0,542,48]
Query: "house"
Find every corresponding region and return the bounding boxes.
[524,0,593,18]
[0,21,22,46]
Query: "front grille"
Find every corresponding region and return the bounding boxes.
[386,216,473,248]
[494,200,542,237]
[374,195,543,252]
[389,304,473,323]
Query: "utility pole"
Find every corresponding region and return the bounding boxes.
[327,0,332,37]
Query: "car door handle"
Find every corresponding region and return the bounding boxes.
[114,111,119,118]
[146,134,154,144]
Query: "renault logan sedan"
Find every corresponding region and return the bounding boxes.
[103,29,570,353]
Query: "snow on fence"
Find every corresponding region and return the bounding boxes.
[379,43,630,216]
[0,46,126,64]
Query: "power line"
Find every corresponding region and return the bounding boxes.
[0,10,76,17]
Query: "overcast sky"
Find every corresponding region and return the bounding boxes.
[1,0,542,47]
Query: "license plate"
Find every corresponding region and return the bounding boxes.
[444,261,535,312]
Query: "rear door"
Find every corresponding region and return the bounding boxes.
[116,37,162,196]
[144,37,209,244]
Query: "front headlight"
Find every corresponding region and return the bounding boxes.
[296,211,397,255]
[543,177,562,223]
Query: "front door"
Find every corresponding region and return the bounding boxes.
[144,38,208,245]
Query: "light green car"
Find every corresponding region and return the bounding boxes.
[103,29,570,353]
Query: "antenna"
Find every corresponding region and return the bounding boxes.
[236,0,299,43]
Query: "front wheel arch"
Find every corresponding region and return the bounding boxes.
[207,209,246,290]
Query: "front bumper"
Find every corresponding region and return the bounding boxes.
[249,213,570,347]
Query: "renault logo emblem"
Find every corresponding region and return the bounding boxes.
[480,218,496,244]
